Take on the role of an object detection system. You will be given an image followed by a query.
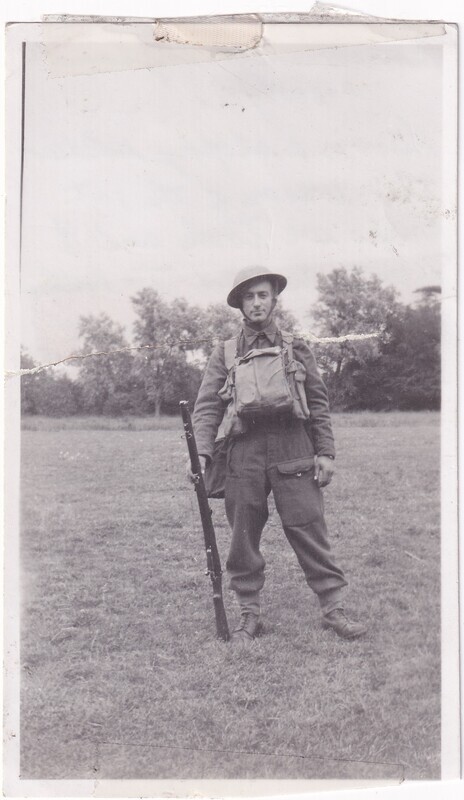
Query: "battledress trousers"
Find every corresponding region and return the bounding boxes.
[193,320,347,614]
[225,415,347,611]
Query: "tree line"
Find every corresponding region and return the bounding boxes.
[21,267,440,416]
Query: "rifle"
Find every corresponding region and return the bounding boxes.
[180,401,230,642]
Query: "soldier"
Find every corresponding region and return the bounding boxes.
[191,267,367,644]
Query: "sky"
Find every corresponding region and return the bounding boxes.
[18,22,447,365]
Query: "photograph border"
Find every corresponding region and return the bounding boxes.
[2,1,461,797]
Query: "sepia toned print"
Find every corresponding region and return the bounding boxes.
[3,10,459,795]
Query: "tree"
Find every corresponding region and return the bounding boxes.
[77,314,136,414]
[413,285,441,308]
[160,359,203,414]
[310,267,401,408]
[132,289,203,416]
[21,352,44,414]
[20,352,81,416]
[353,295,440,410]
[274,301,298,333]
[200,304,242,359]
[37,373,82,416]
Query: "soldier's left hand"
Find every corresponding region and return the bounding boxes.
[315,455,335,488]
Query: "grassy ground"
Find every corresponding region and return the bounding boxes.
[20,412,440,780]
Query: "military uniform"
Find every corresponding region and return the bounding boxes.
[193,319,347,616]
[191,267,366,642]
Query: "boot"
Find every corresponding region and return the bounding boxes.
[230,590,261,645]
[322,609,367,639]
[230,610,261,644]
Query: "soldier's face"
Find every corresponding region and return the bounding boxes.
[241,279,277,324]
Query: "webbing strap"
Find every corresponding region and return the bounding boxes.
[280,329,294,362]
[224,337,238,371]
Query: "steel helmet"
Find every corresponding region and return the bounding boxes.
[227,266,287,309]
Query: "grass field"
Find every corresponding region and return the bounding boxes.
[20,412,440,780]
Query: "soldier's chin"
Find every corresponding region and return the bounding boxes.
[244,309,269,324]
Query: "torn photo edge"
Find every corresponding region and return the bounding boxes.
[2,6,460,799]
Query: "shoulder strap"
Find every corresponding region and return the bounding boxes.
[280,329,293,361]
[224,337,238,370]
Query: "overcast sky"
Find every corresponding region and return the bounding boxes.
[19,24,446,364]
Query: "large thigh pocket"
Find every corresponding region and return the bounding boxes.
[272,457,321,526]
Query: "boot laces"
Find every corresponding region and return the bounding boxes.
[238,611,253,629]
[234,611,259,636]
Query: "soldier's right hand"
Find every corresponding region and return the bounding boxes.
[185,455,207,483]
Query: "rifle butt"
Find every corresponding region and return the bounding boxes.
[213,593,230,642]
